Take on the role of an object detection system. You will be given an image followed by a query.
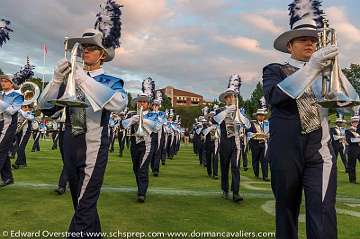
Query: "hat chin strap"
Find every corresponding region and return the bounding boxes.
[83,53,105,71]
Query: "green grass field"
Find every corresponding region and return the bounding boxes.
[0,139,359,239]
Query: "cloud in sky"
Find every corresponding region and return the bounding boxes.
[0,0,359,100]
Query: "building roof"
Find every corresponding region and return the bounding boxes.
[160,86,203,98]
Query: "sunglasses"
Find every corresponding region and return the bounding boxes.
[82,44,102,51]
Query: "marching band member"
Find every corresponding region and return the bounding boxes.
[121,78,161,203]
[12,104,35,169]
[108,112,117,153]
[247,100,270,181]
[54,109,68,195]
[150,91,166,176]
[38,0,127,236]
[117,111,127,158]
[0,74,24,187]
[161,109,170,165]
[31,116,41,152]
[262,1,359,237]
[345,113,360,184]
[195,115,206,166]
[330,114,348,173]
[203,107,220,179]
[213,75,251,202]
[166,109,176,160]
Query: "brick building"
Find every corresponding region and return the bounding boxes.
[158,86,203,107]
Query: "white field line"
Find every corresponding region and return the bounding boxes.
[4,182,360,203]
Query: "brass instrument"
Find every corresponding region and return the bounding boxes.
[20,82,40,106]
[135,106,145,137]
[16,118,28,133]
[48,39,88,108]
[317,18,360,108]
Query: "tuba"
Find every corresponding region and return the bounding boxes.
[48,39,88,108]
[317,18,360,108]
[135,106,145,137]
[20,81,40,106]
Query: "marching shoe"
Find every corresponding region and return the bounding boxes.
[0,179,14,188]
[55,187,66,195]
[233,193,244,202]
[137,195,145,203]
[222,191,229,199]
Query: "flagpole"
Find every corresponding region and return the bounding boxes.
[42,44,45,91]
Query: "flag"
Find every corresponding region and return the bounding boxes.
[42,44,48,55]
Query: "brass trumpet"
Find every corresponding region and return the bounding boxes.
[48,39,88,108]
[317,18,360,108]
[135,106,145,137]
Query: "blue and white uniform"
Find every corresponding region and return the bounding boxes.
[14,109,34,167]
[150,110,166,175]
[39,67,127,234]
[0,89,24,183]
[122,110,161,198]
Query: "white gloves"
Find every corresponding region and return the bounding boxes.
[53,58,71,84]
[131,115,140,124]
[225,105,237,114]
[74,65,90,85]
[307,46,339,73]
[278,45,339,99]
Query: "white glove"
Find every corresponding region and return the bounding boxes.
[74,65,90,85]
[307,45,339,72]
[225,105,237,114]
[278,45,339,99]
[53,58,71,84]
[131,115,140,124]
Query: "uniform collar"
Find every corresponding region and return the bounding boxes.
[87,68,104,78]
[286,57,307,69]
[3,89,15,96]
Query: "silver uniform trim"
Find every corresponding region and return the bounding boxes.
[140,136,152,168]
[318,108,333,202]
[78,125,103,202]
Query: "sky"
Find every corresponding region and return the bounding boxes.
[0,0,359,100]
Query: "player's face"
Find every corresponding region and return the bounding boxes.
[224,94,235,106]
[137,100,149,111]
[288,36,318,62]
[0,79,14,91]
[82,44,106,67]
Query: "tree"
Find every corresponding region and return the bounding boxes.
[160,96,172,111]
[174,106,202,129]
[243,81,264,118]
[343,64,360,94]
[127,92,135,110]
[0,68,3,75]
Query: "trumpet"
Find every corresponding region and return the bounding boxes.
[48,39,88,108]
[317,18,360,108]
[135,106,145,137]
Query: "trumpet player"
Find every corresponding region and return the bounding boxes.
[330,114,348,173]
[248,107,270,181]
[203,109,220,179]
[213,75,251,202]
[150,93,166,177]
[38,1,127,234]
[121,79,161,203]
[0,75,25,187]
[345,114,360,184]
[261,0,359,237]
[12,104,35,169]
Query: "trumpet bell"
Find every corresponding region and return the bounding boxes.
[21,82,40,106]
[318,58,360,108]
[48,42,89,108]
